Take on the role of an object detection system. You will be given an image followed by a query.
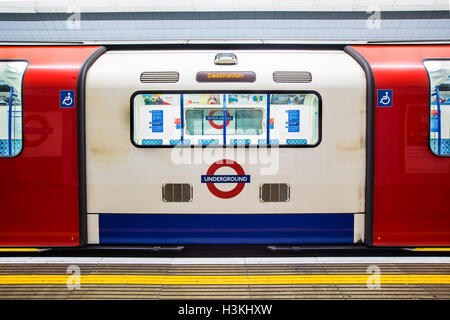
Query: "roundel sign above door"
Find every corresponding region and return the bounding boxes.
[201,159,250,199]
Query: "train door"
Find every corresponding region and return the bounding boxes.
[84,49,366,245]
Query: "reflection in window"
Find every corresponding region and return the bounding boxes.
[185,109,264,136]
[424,60,450,156]
[0,61,27,157]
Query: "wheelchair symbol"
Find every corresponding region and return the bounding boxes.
[62,93,73,106]
[60,90,75,108]
[379,92,390,105]
[377,89,392,107]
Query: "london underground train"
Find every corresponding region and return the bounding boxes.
[0,43,449,248]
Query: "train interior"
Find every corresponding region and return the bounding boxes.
[0,61,27,157]
[425,60,450,156]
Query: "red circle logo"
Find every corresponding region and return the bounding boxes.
[202,159,250,199]
[23,115,52,147]
[208,109,231,130]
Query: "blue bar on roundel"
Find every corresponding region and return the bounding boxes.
[201,175,251,183]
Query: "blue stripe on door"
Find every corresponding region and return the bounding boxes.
[98,213,354,245]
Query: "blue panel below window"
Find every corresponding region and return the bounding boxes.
[431,138,450,155]
[99,213,354,244]
[198,139,219,145]
[170,139,191,145]
[0,139,22,156]
[229,139,250,145]
[286,139,307,145]
[258,139,279,145]
[142,139,163,145]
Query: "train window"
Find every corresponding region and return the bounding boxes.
[0,61,27,157]
[268,93,320,146]
[132,92,320,147]
[424,60,450,157]
[132,93,182,145]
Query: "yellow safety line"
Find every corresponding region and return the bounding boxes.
[414,248,450,251]
[0,274,450,285]
[0,248,40,252]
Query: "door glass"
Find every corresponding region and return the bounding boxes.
[132,92,320,147]
[424,60,450,156]
[0,61,28,157]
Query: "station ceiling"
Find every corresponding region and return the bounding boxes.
[0,1,448,42]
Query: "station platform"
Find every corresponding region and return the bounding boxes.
[0,255,449,300]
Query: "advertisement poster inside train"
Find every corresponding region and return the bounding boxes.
[184,94,222,106]
[227,94,266,105]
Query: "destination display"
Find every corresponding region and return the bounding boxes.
[196,71,256,82]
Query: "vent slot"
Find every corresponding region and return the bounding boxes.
[162,184,192,202]
[140,72,179,83]
[273,71,312,83]
[259,184,290,202]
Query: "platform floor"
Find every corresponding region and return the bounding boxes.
[0,257,449,299]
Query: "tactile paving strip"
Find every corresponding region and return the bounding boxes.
[0,263,449,300]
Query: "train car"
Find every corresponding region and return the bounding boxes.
[0,43,449,248]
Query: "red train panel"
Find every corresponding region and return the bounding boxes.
[1,45,449,247]
[0,46,100,246]
[352,45,450,246]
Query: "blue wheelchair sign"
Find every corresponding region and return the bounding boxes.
[60,90,75,108]
[377,89,393,107]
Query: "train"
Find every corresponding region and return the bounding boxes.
[0,43,449,248]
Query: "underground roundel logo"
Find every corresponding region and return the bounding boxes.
[201,159,250,199]
[206,109,232,129]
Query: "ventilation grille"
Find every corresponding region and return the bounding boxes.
[162,184,192,202]
[273,71,312,83]
[140,72,179,83]
[259,184,290,202]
